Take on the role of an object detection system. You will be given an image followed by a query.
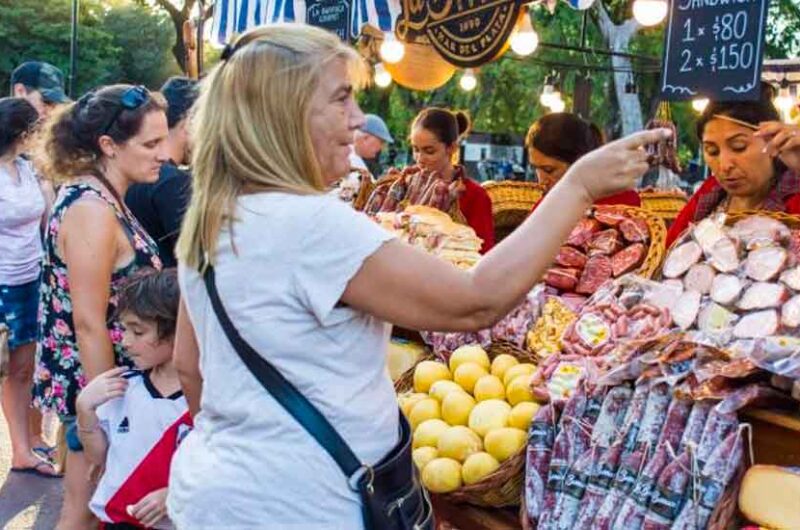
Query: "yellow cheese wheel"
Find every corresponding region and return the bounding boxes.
[738,465,800,530]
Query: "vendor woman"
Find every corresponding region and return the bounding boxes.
[527,113,642,211]
[410,107,495,252]
[666,85,800,247]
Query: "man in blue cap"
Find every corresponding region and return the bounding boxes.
[334,114,394,204]
[126,76,198,267]
[351,113,394,171]
[10,61,70,119]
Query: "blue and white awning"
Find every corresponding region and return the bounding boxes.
[210,0,402,46]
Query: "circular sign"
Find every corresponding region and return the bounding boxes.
[398,0,524,68]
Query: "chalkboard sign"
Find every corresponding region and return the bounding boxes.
[307,0,351,41]
[660,0,769,101]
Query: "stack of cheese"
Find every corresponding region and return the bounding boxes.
[375,206,482,269]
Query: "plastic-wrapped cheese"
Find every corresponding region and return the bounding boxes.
[738,465,800,529]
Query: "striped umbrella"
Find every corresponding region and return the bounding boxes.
[210,0,402,46]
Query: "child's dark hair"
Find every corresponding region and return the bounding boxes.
[0,97,39,158]
[117,268,180,340]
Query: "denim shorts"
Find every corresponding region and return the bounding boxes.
[61,416,85,452]
[0,279,40,350]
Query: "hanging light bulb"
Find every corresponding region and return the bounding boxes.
[379,32,405,64]
[374,63,392,88]
[460,69,478,92]
[691,98,710,113]
[549,97,566,113]
[540,75,558,107]
[509,12,539,56]
[632,0,668,26]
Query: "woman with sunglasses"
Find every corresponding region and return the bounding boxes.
[0,97,61,479]
[167,24,669,529]
[33,84,167,529]
[667,84,800,247]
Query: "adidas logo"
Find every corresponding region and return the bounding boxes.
[117,417,130,434]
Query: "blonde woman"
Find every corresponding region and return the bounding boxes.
[170,23,670,529]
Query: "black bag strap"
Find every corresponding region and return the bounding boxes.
[202,265,368,487]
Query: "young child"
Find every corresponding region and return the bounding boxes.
[76,269,191,529]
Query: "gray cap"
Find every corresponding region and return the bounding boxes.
[361,114,394,144]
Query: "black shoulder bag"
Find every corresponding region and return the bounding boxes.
[203,265,434,530]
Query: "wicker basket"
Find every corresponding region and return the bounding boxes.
[640,190,689,223]
[395,341,537,508]
[482,181,546,243]
[723,209,800,229]
[591,205,668,279]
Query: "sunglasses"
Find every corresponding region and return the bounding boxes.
[102,85,150,136]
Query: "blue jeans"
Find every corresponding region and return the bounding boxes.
[0,279,40,350]
[61,416,84,452]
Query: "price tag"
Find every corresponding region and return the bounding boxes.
[660,0,769,101]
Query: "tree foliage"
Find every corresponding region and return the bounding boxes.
[0,0,180,95]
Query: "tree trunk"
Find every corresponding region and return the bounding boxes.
[595,3,644,137]
[154,0,195,74]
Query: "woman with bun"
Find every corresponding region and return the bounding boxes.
[666,84,800,247]
[526,112,641,212]
[409,107,495,252]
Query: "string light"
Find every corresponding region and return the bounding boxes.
[459,69,478,91]
[540,75,560,107]
[632,0,668,26]
[374,63,392,88]
[549,97,566,113]
[509,12,539,56]
[379,33,405,64]
[691,98,710,113]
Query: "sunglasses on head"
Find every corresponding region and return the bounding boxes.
[102,85,150,136]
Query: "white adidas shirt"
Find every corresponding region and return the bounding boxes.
[91,372,191,529]
[168,193,398,529]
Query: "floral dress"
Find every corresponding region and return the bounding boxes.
[32,183,162,418]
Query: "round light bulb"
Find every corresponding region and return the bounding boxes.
[775,88,794,112]
[540,85,556,107]
[549,97,566,113]
[379,33,405,64]
[509,15,539,56]
[691,98,709,113]
[374,63,392,88]
[632,0,668,27]
[460,69,477,92]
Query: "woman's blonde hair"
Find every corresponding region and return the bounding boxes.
[177,23,367,269]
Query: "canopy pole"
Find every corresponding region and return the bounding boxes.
[69,0,79,97]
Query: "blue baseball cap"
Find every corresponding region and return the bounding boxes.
[10,61,69,104]
[361,114,394,144]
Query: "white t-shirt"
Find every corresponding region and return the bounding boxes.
[0,157,45,285]
[168,193,398,530]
